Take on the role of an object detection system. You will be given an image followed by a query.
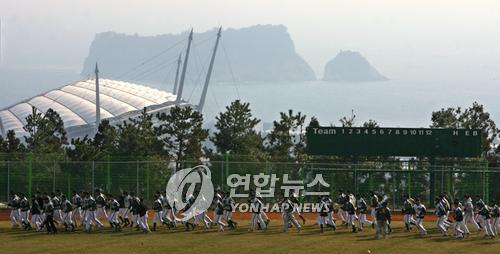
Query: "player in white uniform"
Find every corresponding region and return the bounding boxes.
[222,192,238,229]
[94,189,108,225]
[51,192,63,224]
[369,191,379,228]
[356,194,372,231]
[413,198,427,236]
[8,192,21,228]
[337,190,348,226]
[214,195,227,232]
[281,196,301,232]
[84,192,104,232]
[289,190,306,225]
[490,201,499,235]
[249,195,266,232]
[478,202,496,238]
[452,200,467,238]
[71,191,83,226]
[192,193,211,230]
[435,198,450,236]
[402,194,417,231]
[108,194,122,231]
[30,194,43,232]
[18,193,32,230]
[463,194,479,231]
[151,193,164,231]
[318,196,334,233]
[61,194,75,232]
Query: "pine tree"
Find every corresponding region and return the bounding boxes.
[266,109,306,160]
[23,107,67,154]
[211,100,264,160]
[116,108,163,158]
[156,106,208,170]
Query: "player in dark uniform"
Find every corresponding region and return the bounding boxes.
[478,202,496,238]
[413,198,427,236]
[214,194,227,232]
[108,194,121,231]
[318,195,333,233]
[51,192,63,225]
[491,201,499,236]
[31,194,43,232]
[375,201,391,239]
[71,191,83,227]
[138,197,150,233]
[42,196,57,234]
[356,193,371,231]
[19,193,32,230]
[452,199,466,238]
[369,191,379,229]
[336,190,348,226]
[152,193,163,231]
[129,192,141,229]
[222,191,238,229]
[95,189,108,225]
[402,194,416,231]
[61,195,75,232]
[8,191,21,228]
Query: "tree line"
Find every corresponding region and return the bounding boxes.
[0,100,499,165]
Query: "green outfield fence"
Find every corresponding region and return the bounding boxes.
[0,156,498,209]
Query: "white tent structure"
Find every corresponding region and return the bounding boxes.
[0,79,180,139]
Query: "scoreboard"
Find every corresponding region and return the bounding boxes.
[306,127,482,157]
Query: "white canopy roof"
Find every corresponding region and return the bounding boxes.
[0,79,177,138]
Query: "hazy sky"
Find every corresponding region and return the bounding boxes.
[1,0,500,79]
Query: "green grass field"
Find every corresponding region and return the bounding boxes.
[0,221,498,254]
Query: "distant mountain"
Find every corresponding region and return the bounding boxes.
[323,51,387,82]
[81,25,316,84]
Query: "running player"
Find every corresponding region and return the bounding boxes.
[356,193,371,231]
[413,198,427,236]
[222,191,237,229]
[463,194,479,231]
[71,191,83,226]
[31,194,43,232]
[95,189,108,225]
[248,193,266,232]
[61,194,75,232]
[8,191,21,228]
[402,194,416,231]
[369,191,379,229]
[19,193,31,230]
[152,193,163,231]
[452,199,466,239]
[281,196,301,233]
[108,194,121,231]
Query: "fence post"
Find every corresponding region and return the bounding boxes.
[92,161,95,195]
[136,161,139,195]
[27,153,32,198]
[441,165,444,194]
[429,158,435,208]
[392,165,396,209]
[220,160,224,191]
[485,161,489,203]
[225,153,229,186]
[7,161,10,198]
[67,174,71,198]
[353,162,358,194]
[146,162,150,201]
[53,161,56,193]
[407,161,412,196]
[106,155,111,193]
